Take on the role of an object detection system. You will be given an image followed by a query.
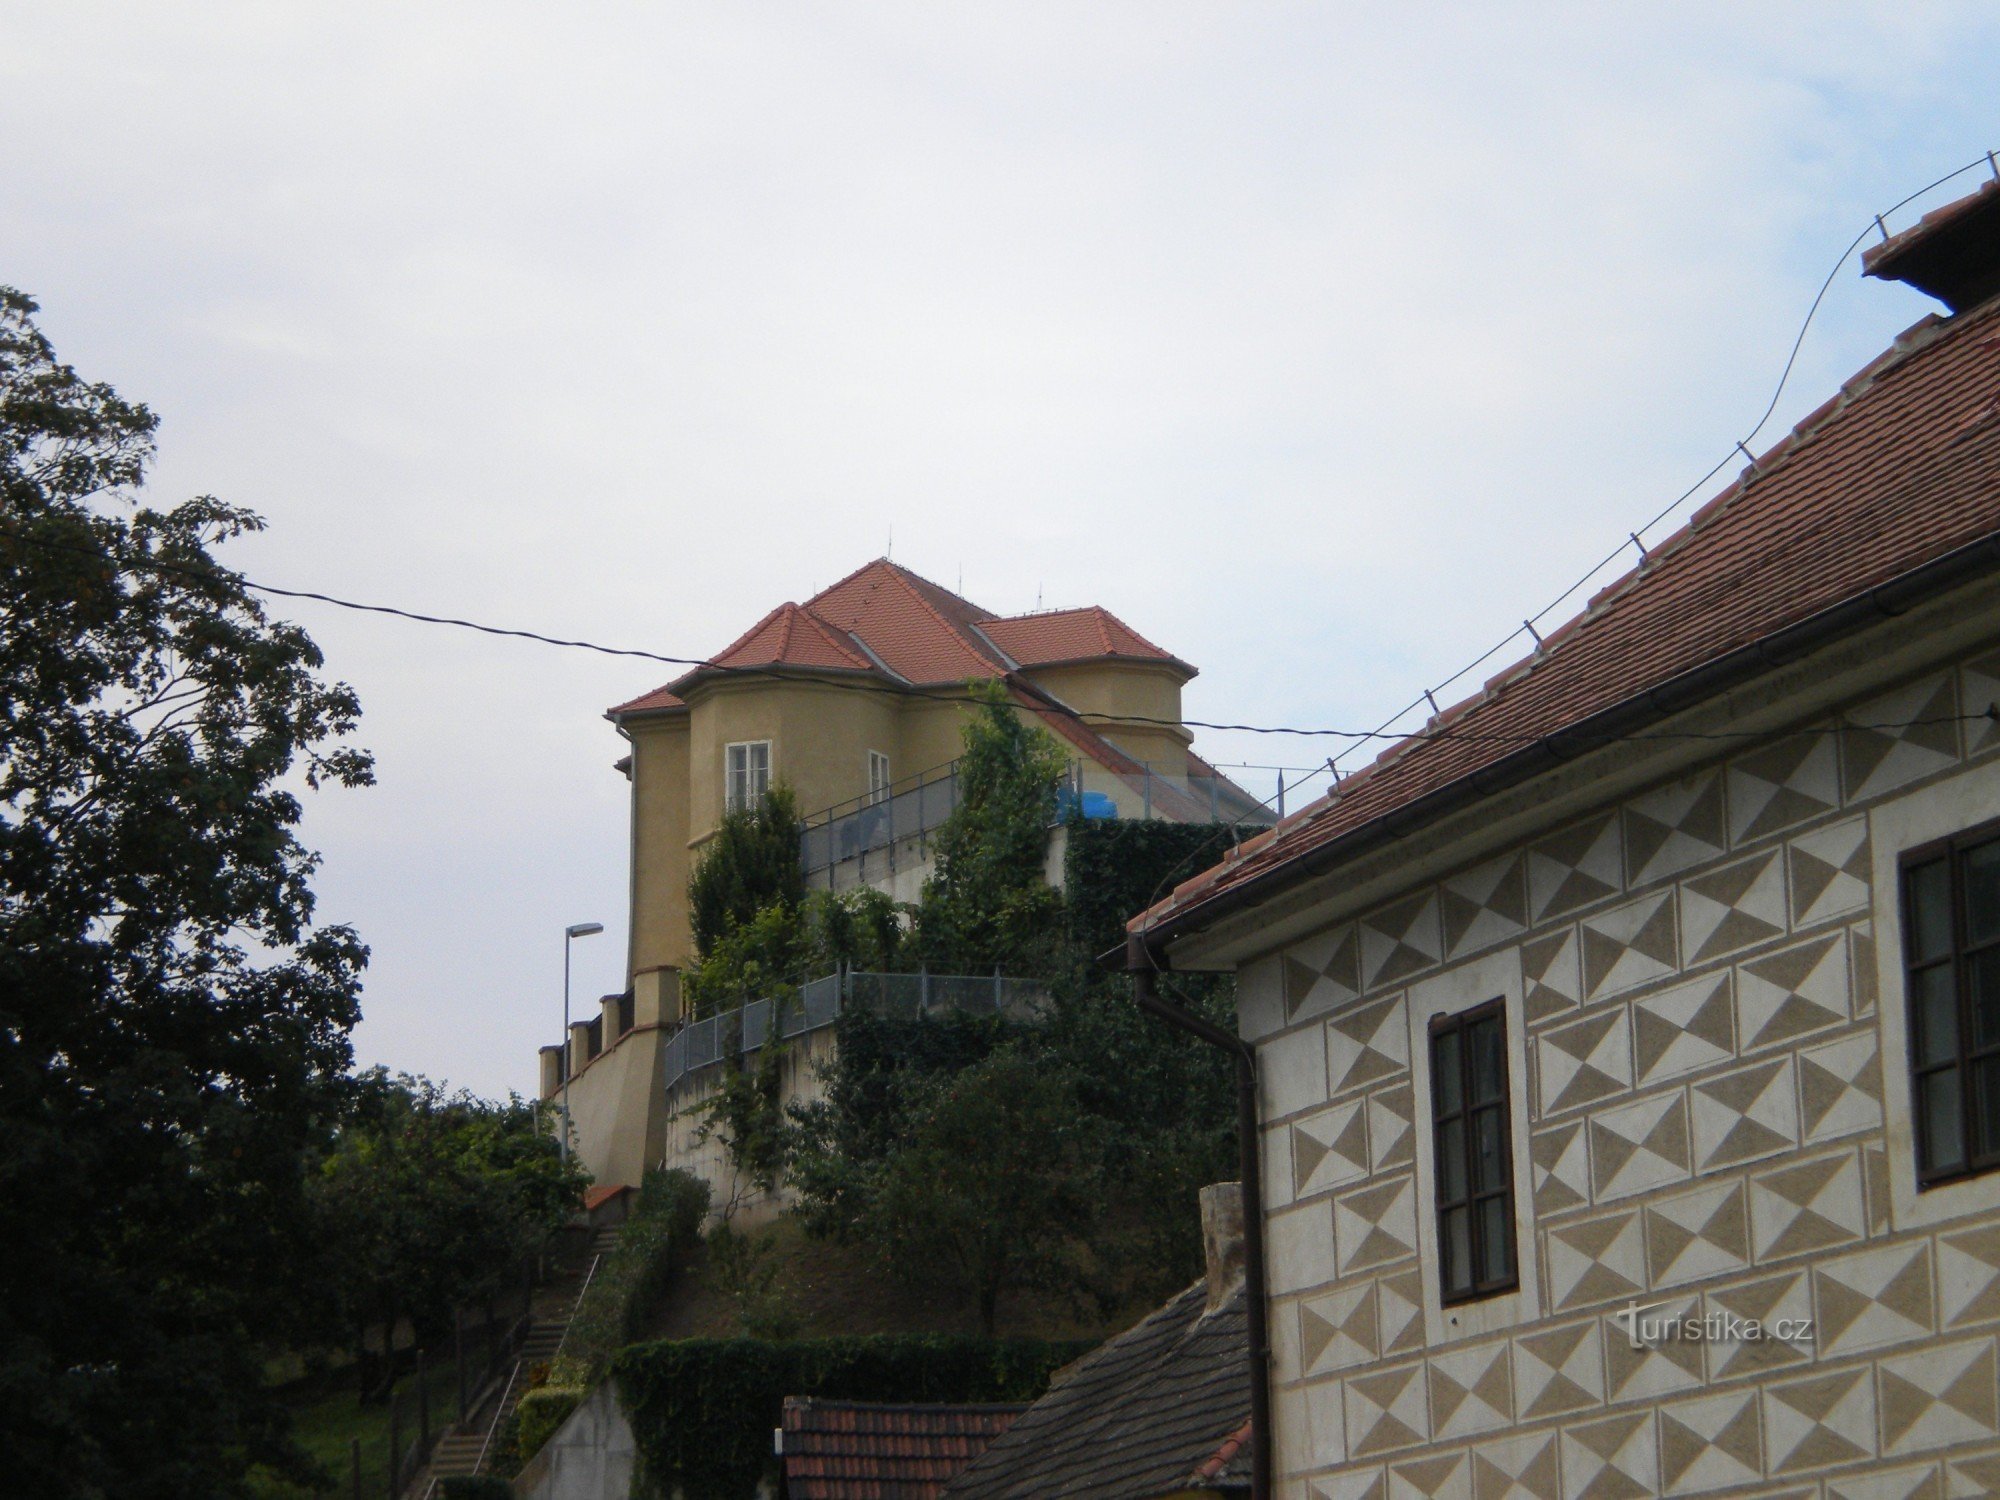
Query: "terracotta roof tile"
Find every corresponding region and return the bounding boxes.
[781,1399,1025,1499]
[1136,183,2000,939]
[982,607,1193,676]
[709,602,877,674]
[803,560,1007,685]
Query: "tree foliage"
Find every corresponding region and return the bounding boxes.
[688,784,805,958]
[911,683,1067,974]
[311,1072,587,1369]
[0,287,372,1498]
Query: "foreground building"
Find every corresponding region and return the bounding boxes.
[543,558,1264,1192]
[1127,179,2000,1497]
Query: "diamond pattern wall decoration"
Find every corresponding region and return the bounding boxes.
[1692,1057,1798,1171]
[1330,994,1411,1096]
[1631,972,1735,1084]
[1532,1121,1591,1215]
[1546,1210,1645,1311]
[1852,922,1879,1017]
[1657,1387,1763,1495]
[1579,891,1679,1002]
[1440,851,1529,961]
[1469,1431,1561,1500]
[1303,1282,1380,1375]
[1644,1179,1749,1287]
[1788,816,1873,929]
[1681,850,1788,965]
[1362,891,1443,992]
[1295,1099,1373,1198]
[1528,813,1623,924]
[1946,1451,2000,1498]
[1286,923,1363,1023]
[1763,1366,1877,1474]
[1624,771,1728,888]
[1940,1225,2000,1330]
[1749,1149,1865,1261]
[1540,1010,1634,1115]
[1559,1410,1657,1500]
[1309,1472,1388,1500]
[1878,1337,2000,1457]
[1962,650,2000,756]
[1798,1030,1883,1142]
[1737,933,1850,1051]
[1825,1461,1946,1500]
[1704,1268,1811,1379]
[1727,731,1840,846]
[1378,1268,1426,1356]
[1427,1339,1513,1441]
[1347,1362,1431,1457]
[1590,1090,1692,1201]
[1387,1452,1470,1500]
[1602,1292,1704,1404]
[1512,1320,1604,1419]
[1369,1084,1414,1172]
[1864,1140,1892,1237]
[1523,927,1583,1024]
[1842,674,1962,803]
[1812,1239,1935,1359]
[1335,1175,1417,1276]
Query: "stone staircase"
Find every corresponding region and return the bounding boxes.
[410,1227,621,1496]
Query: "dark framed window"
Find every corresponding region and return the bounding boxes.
[1430,999,1518,1304]
[1902,817,2000,1186]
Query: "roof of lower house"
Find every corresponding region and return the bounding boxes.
[1130,177,2000,950]
[942,1282,1251,1500]
[779,1398,1027,1500]
[607,560,1190,715]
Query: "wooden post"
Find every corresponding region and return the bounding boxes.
[455,1309,468,1422]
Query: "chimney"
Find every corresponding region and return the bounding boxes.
[1200,1182,1246,1314]
[1863,175,2000,315]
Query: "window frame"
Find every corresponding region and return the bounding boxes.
[1428,997,1520,1306]
[868,750,892,805]
[1901,812,2000,1189]
[725,739,772,815]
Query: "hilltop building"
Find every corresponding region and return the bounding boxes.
[542,559,1265,1193]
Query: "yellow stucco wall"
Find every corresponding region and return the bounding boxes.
[560,1024,668,1191]
[1019,660,1191,774]
[626,716,692,975]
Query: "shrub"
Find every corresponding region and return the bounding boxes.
[513,1386,584,1465]
[437,1477,514,1499]
[615,1334,1095,1499]
[562,1168,712,1379]
[689,787,806,958]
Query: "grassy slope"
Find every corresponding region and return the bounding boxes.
[252,1356,466,1499]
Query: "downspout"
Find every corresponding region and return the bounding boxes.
[1122,942,1272,1500]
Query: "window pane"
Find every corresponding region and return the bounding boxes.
[1914,965,1960,1065]
[1440,1206,1470,1295]
[1923,1068,1966,1175]
[1470,1018,1506,1104]
[1969,841,2000,946]
[1974,949,2000,1051]
[1478,1196,1512,1283]
[1438,1120,1467,1202]
[1977,1057,2000,1160]
[1910,859,1953,962]
[1473,1108,1505,1192]
[1434,1031,1462,1114]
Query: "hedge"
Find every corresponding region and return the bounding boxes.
[613,1334,1097,1499]
[514,1386,584,1465]
[1061,816,1251,960]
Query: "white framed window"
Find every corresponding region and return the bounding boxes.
[868,751,892,805]
[725,740,771,814]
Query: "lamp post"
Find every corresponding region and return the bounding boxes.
[560,921,604,1164]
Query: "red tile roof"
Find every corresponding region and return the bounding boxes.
[711,602,878,674]
[982,607,1192,677]
[781,1398,1025,1500]
[1134,181,2000,944]
[803,560,1008,685]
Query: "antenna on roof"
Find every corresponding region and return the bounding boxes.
[1036,583,1043,610]
[886,527,893,561]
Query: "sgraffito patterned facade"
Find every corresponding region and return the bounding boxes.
[1236,646,2000,1500]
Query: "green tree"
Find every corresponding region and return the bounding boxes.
[313,1072,587,1384]
[857,1046,1100,1336]
[0,288,372,1498]
[688,785,806,957]
[913,684,1067,974]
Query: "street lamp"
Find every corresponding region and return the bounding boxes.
[560,921,605,1164]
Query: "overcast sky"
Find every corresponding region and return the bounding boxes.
[3,4,1996,1098]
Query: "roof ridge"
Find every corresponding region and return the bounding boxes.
[877,560,1008,671]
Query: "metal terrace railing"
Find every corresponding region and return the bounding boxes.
[662,969,1045,1099]
[798,757,1277,881]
